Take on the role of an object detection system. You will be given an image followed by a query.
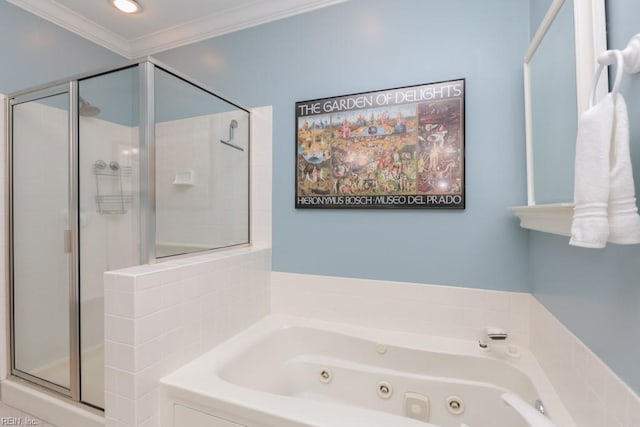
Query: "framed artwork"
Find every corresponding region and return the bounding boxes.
[295,79,465,209]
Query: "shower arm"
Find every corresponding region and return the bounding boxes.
[220,119,244,152]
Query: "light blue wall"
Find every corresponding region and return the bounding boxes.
[530,0,555,38]
[531,0,640,394]
[0,1,124,94]
[157,0,531,292]
[530,0,577,203]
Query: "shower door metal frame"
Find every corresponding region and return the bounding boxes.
[144,59,253,262]
[4,57,253,408]
[6,82,81,400]
[140,61,156,262]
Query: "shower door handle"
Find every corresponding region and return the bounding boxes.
[64,229,72,253]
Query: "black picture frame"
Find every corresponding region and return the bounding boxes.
[295,79,465,209]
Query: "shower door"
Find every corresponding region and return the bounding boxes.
[8,59,246,411]
[10,85,77,396]
[10,67,141,409]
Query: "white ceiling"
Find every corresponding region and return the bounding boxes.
[6,0,349,58]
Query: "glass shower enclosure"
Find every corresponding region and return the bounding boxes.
[7,59,250,409]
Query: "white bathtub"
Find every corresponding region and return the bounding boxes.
[160,315,574,427]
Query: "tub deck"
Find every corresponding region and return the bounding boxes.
[160,315,575,427]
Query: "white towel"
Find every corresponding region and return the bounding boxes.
[607,94,640,243]
[570,94,614,248]
[570,93,640,247]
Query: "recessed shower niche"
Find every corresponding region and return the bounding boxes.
[8,59,250,409]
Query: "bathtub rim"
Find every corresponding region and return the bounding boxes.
[160,314,575,427]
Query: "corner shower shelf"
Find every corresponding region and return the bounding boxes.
[509,203,573,237]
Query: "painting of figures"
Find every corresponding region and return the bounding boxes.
[295,79,464,208]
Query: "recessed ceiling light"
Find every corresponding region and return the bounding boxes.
[111,0,142,14]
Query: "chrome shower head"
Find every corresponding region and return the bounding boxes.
[79,97,100,117]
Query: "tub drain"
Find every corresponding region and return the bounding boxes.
[377,381,393,399]
[319,368,332,384]
[446,396,465,415]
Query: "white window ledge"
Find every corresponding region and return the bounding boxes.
[509,203,574,236]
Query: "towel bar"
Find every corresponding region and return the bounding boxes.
[590,33,640,106]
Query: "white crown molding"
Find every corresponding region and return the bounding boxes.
[7,0,350,59]
[129,0,350,57]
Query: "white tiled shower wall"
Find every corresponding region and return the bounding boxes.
[155,110,249,249]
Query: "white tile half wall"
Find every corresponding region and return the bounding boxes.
[271,272,531,346]
[104,247,271,427]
